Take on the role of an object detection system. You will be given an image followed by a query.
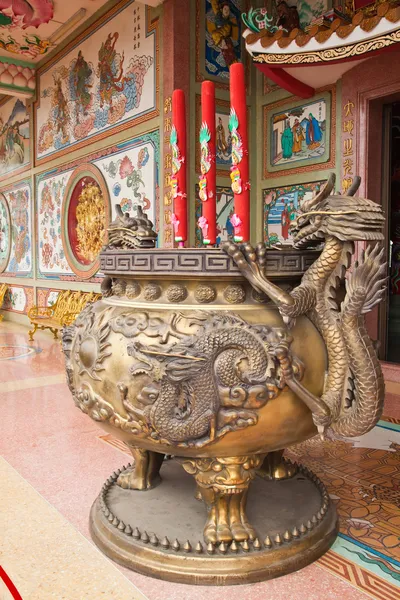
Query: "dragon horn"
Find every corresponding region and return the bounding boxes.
[347,176,361,196]
[301,173,336,212]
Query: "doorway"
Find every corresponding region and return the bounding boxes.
[382,102,400,363]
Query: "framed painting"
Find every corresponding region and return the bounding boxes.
[0,193,11,273]
[0,97,30,182]
[100,132,160,232]
[2,180,32,277]
[195,96,232,177]
[2,285,34,314]
[36,168,75,280]
[36,288,62,308]
[196,0,248,90]
[35,1,158,165]
[263,180,324,246]
[263,87,336,179]
[195,184,234,246]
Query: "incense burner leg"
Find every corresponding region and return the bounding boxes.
[258,450,297,481]
[181,455,264,543]
[117,447,164,491]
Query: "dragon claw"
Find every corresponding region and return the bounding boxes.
[242,243,256,262]
[255,243,267,267]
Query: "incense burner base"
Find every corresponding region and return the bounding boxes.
[90,458,337,585]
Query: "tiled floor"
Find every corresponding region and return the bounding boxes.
[0,321,399,600]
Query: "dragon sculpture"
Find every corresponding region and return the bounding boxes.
[61,172,388,551]
[107,204,157,249]
[222,173,387,439]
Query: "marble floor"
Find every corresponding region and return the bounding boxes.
[0,321,399,600]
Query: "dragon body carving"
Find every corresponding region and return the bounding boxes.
[223,174,387,438]
[64,306,304,449]
[126,312,303,446]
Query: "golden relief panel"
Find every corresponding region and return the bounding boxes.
[75,182,106,264]
[61,163,111,280]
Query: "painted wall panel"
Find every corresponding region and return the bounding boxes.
[3,285,34,314]
[0,97,30,181]
[3,181,32,277]
[36,288,62,308]
[36,132,160,280]
[35,1,157,163]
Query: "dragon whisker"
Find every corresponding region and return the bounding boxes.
[141,349,206,361]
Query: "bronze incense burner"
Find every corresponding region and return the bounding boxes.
[62,175,386,584]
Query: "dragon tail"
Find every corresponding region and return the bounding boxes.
[331,244,387,438]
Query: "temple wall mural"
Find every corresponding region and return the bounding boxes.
[263,181,324,246]
[35,1,158,164]
[2,181,32,277]
[36,288,61,308]
[100,133,159,228]
[196,0,247,90]
[262,88,336,180]
[3,284,34,314]
[0,1,161,318]
[36,168,75,280]
[0,192,11,274]
[36,132,159,281]
[0,97,30,181]
[297,0,329,29]
[205,0,242,81]
[0,0,340,322]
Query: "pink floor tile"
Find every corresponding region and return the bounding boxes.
[0,383,371,600]
[0,323,379,599]
[0,326,66,382]
[0,383,125,541]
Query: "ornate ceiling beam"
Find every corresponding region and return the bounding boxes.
[244,3,400,90]
[254,64,315,98]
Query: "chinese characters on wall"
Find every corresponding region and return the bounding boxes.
[342,98,355,193]
[163,95,173,247]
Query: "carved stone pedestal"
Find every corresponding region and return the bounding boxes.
[90,459,337,585]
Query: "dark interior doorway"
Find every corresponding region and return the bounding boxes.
[384,102,400,363]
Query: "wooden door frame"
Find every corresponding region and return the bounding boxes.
[378,103,392,359]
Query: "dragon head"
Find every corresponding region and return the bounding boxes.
[107,205,158,249]
[291,174,385,249]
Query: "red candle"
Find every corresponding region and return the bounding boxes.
[171,89,187,245]
[229,62,250,243]
[198,81,216,245]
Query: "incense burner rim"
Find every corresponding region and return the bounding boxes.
[100,246,321,280]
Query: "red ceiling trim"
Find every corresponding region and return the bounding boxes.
[254,64,315,99]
